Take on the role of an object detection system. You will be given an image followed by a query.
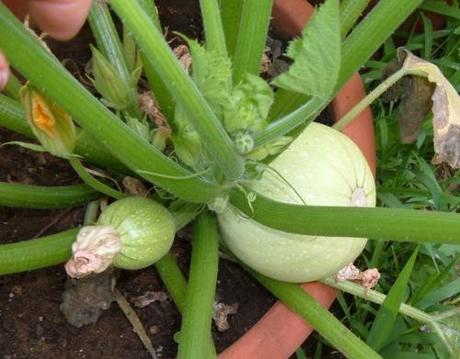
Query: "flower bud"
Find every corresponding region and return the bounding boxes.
[20,84,76,157]
[91,45,129,110]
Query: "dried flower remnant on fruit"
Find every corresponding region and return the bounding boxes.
[336,263,380,292]
[65,225,122,278]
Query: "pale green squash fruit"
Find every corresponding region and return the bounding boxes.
[97,197,175,270]
[218,122,376,283]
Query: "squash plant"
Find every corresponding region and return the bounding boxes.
[0,0,458,357]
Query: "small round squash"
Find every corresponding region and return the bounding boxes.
[218,122,376,282]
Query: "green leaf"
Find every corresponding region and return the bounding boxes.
[187,38,232,114]
[367,246,420,351]
[272,0,341,99]
[224,73,274,134]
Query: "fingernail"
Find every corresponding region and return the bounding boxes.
[0,66,10,91]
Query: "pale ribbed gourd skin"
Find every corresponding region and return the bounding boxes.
[218,122,376,282]
[97,197,175,270]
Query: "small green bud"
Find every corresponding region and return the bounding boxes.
[233,131,254,154]
[20,84,76,158]
[91,45,129,110]
[151,127,171,152]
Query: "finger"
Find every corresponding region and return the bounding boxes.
[29,0,93,40]
[0,52,11,91]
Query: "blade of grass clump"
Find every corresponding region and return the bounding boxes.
[420,12,433,59]
[177,212,218,359]
[0,3,222,203]
[0,182,99,208]
[199,0,227,57]
[220,0,245,58]
[250,269,382,359]
[420,0,460,21]
[88,1,141,118]
[411,253,460,306]
[232,0,274,83]
[109,0,244,181]
[230,188,460,245]
[367,246,420,351]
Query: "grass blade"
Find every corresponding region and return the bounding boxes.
[367,246,420,351]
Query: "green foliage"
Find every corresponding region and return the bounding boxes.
[272,0,341,99]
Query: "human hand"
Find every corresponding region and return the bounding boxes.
[0,0,93,91]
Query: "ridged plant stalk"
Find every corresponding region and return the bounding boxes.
[110,0,244,181]
[199,0,228,57]
[251,270,381,359]
[177,212,219,359]
[0,3,223,203]
[230,189,460,245]
[340,0,371,37]
[0,229,78,276]
[0,182,98,208]
[4,72,21,100]
[88,1,141,118]
[232,0,274,83]
[136,0,175,121]
[220,0,245,58]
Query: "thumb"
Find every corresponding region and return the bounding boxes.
[29,0,93,40]
[0,52,11,91]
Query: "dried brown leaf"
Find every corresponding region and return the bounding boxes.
[398,48,460,168]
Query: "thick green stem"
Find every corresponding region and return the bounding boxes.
[110,0,244,181]
[220,0,245,58]
[255,97,327,146]
[340,0,371,37]
[232,0,274,83]
[177,212,219,359]
[338,0,423,88]
[333,68,406,131]
[0,229,77,276]
[88,1,141,118]
[0,182,99,208]
[0,3,223,203]
[230,189,460,245]
[4,73,21,100]
[321,277,433,324]
[251,270,381,359]
[68,156,126,200]
[199,0,228,57]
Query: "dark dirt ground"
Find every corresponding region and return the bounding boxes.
[0,1,333,358]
